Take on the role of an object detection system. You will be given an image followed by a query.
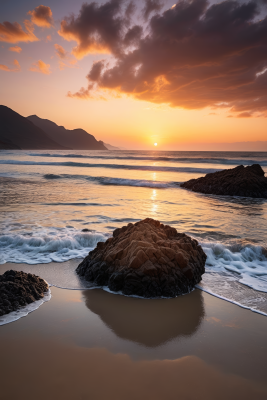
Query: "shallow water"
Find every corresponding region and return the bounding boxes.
[0,150,267,313]
[1,286,267,400]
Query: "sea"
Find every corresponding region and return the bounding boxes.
[0,150,267,317]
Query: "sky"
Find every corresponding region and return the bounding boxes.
[0,0,267,150]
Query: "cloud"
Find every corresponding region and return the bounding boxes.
[9,45,22,53]
[54,43,67,59]
[236,112,253,118]
[28,5,53,28]
[0,59,21,72]
[29,59,51,74]
[58,0,125,59]
[67,0,267,116]
[0,20,38,43]
[142,0,163,20]
[54,43,78,70]
[46,35,52,42]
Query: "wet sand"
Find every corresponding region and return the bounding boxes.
[1,263,267,399]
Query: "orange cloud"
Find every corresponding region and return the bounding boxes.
[236,112,253,118]
[28,5,53,28]
[0,20,38,43]
[0,59,21,72]
[0,64,10,71]
[30,59,51,75]
[46,35,52,42]
[67,0,267,117]
[9,45,22,53]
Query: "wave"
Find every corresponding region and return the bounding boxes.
[0,159,220,174]
[0,231,107,264]
[29,153,267,166]
[1,229,266,293]
[43,173,177,188]
[201,241,267,293]
[1,227,267,313]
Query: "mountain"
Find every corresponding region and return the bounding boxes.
[104,142,121,150]
[27,115,107,150]
[0,106,67,150]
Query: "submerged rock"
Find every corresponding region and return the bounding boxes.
[180,164,267,198]
[0,270,49,317]
[76,218,206,298]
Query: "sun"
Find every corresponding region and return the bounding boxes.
[154,143,157,146]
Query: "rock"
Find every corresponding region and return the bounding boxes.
[180,164,267,198]
[0,270,49,317]
[76,218,206,298]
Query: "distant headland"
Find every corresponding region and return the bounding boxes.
[0,105,120,151]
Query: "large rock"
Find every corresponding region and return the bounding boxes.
[180,164,267,198]
[76,218,206,298]
[0,270,49,317]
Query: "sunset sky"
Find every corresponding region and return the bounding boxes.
[1,0,267,150]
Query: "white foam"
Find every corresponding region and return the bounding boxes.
[0,231,106,264]
[196,284,267,316]
[0,288,51,326]
[201,241,267,293]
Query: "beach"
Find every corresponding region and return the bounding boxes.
[1,150,267,398]
[1,260,267,399]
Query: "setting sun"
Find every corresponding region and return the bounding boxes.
[154,143,157,146]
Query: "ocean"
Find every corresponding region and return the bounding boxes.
[1,150,267,316]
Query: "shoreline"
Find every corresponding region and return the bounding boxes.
[0,281,267,399]
[1,260,267,316]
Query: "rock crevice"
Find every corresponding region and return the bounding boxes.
[76,218,206,298]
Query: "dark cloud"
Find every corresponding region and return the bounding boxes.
[123,25,143,45]
[87,60,105,81]
[66,0,267,115]
[125,1,136,24]
[28,5,53,28]
[58,0,125,59]
[143,0,164,20]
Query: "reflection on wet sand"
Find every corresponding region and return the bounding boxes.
[82,288,204,346]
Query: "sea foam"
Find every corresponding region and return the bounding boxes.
[0,231,106,264]
[201,241,267,293]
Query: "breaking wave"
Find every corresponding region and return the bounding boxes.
[0,231,107,264]
[201,241,267,293]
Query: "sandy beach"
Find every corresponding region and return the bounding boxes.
[1,262,267,399]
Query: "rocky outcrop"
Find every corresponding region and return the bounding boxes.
[76,218,206,298]
[180,164,267,198]
[0,270,49,316]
